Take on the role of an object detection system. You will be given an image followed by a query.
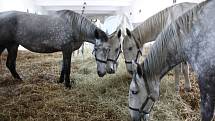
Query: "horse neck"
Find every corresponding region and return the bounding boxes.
[133,13,169,48]
[135,2,197,48]
[79,17,97,44]
[142,24,185,81]
[142,0,204,79]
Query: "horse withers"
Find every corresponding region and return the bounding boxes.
[0,10,110,88]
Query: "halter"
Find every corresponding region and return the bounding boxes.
[92,47,109,64]
[107,44,122,64]
[129,73,155,115]
[125,34,142,64]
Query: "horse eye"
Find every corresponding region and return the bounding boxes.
[131,90,138,95]
[128,47,132,51]
[115,48,119,52]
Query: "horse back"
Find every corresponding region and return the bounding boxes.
[0,11,18,46]
[5,11,75,52]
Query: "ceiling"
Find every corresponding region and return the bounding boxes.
[35,0,133,18]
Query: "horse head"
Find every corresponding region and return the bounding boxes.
[93,28,110,77]
[129,61,159,121]
[123,28,142,75]
[106,29,122,74]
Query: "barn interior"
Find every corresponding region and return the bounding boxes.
[0,0,206,121]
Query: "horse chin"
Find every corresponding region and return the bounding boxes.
[130,111,141,121]
[107,66,116,74]
[106,62,117,74]
[107,69,115,74]
[97,69,106,77]
[141,114,150,121]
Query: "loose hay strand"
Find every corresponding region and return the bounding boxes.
[0,49,201,121]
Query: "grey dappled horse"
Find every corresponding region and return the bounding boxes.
[123,2,197,92]
[0,10,110,88]
[129,1,215,121]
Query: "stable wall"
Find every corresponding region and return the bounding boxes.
[0,0,46,14]
[120,0,205,24]
[0,0,47,50]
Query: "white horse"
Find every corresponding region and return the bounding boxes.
[123,2,197,92]
[128,1,215,120]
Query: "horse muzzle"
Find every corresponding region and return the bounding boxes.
[131,113,150,121]
[107,68,115,74]
[97,71,106,77]
[130,107,150,121]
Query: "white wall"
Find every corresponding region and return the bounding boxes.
[120,0,205,24]
[0,0,47,14]
[0,0,47,50]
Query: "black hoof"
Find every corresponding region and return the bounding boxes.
[57,79,64,83]
[65,84,72,89]
[15,77,22,81]
[65,80,76,89]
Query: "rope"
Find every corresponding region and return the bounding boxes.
[81,1,86,63]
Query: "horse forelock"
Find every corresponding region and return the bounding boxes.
[142,1,207,80]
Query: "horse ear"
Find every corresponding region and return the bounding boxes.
[94,29,100,39]
[126,28,131,37]
[117,29,121,38]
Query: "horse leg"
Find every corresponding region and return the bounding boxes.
[0,46,5,56]
[0,47,5,70]
[174,64,180,92]
[58,62,65,83]
[182,62,191,92]
[61,50,72,88]
[198,77,215,121]
[6,44,22,80]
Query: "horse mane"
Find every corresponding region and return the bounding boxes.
[55,10,97,40]
[142,1,208,79]
[131,2,197,48]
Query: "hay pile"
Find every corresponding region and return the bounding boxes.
[0,50,202,121]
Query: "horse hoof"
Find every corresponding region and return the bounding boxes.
[15,78,23,82]
[65,84,71,89]
[15,77,23,81]
[57,79,64,83]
